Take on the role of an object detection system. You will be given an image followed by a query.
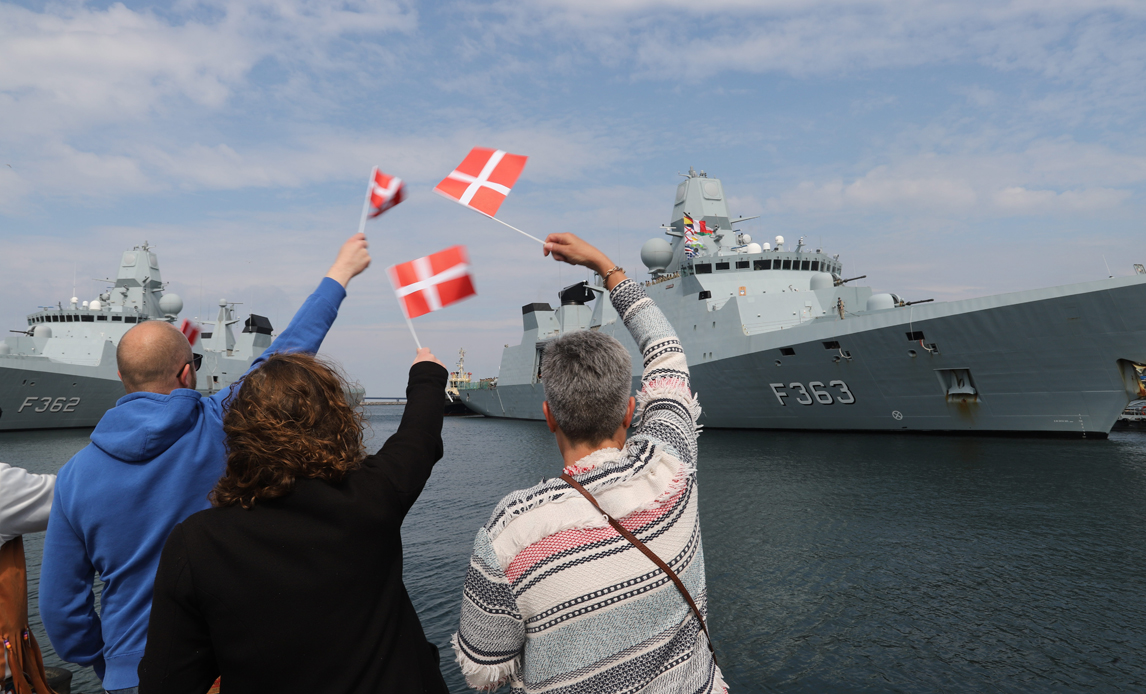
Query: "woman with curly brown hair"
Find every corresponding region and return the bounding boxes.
[137,348,449,694]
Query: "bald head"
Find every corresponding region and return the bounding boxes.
[117,321,196,394]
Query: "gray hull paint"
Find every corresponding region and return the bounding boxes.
[0,242,271,432]
[464,277,1146,436]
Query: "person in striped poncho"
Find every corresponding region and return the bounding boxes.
[453,233,727,693]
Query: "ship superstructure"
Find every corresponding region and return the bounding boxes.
[0,242,274,431]
[461,169,1146,437]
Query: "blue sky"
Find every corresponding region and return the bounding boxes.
[3,0,1145,394]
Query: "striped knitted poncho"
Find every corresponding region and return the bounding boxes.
[453,279,727,693]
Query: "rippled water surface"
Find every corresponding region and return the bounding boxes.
[5,412,1146,693]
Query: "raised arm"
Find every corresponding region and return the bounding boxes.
[209,233,371,406]
[543,233,699,465]
[363,350,448,517]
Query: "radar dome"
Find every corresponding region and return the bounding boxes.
[81,300,89,308]
[809,272,834,290]
[867,293,896,311]
[70,297,78,306]
[159,293,184,316]
[89,299,101,311]
[33,325,52,338]
[640,238,673,273]
[763,243,771,251]
[746,243,762,254]
[775,235,785,250]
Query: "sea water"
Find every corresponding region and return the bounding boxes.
[6,412,1146,693]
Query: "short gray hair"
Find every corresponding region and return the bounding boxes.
[541,330,632,444]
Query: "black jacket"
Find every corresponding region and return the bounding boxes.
[138,362,450,694]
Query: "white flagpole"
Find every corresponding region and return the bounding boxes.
[400,313,455,401]
[485,214,544,244]
[403,316,422,350]
[357,166,377,237]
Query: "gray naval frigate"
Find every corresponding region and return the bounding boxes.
[0,242,275,431]
[460,168,1146,437]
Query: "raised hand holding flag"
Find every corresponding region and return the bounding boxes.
[435,147,542,244]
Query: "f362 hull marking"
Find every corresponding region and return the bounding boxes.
[18,396,81,413]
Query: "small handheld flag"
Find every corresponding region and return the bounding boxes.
[435,148,527,218]
[357,166,405,236]
[434,148,542,244]
[179,319,201,345]
[388,246,476,319]
[369,169,405,218]
[387,246,477,350]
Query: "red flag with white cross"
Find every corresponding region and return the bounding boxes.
[179,319,201,345]
[387,246,477,319]
[368,168,405,218]
[434,148,527,218]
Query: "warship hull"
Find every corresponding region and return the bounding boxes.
[0,346,264,432]
[0,242,278,432]
[463,276,1146,437]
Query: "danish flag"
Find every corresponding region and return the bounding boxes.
[179,319,201,345]
[434,147,528,218]
[368,168,405,218]
[388,246,477,319]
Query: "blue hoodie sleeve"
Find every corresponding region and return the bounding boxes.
[207,276,347,408]
[39,481,107,679]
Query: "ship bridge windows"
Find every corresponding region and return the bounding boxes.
[125,316,137,323]
[736,261,749,269]
[96,315,107,321]
[716,262,730,270]
[811,261,820,271]
[111,316,122,322]
[754,259,770,270]
[81,315,94,322]
[695,263,712,274]
[782,260,792,270]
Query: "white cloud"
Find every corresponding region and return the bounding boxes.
[765,138,1145,217]
[992,186,1131,212]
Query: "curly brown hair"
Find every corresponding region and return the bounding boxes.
[211,352,366,509]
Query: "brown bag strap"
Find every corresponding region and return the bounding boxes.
[560,473,717,665]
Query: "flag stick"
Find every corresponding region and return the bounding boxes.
[400,314,455,401]
[403,316,422,350]
[486,215,545,244]
[356,166,376,237]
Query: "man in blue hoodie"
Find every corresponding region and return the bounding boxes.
[40,233,372,693]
